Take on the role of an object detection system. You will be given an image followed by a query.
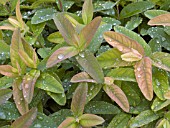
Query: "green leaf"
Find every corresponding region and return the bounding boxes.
[47,32,64,44]
[107,112,131,128]
[103,84,129,112]
[31,22,46,36]
[151,98,170,111]
[82,0,93,24]
[84,101,120,114]
[151,52,170,72]
[37,48,51,59]
[144,10,169,19]
[35,73,64,93]
[71,83,88,117]
[0,65,18,78]
[79,114,104,127]
[107,68,136,82]
[76,51,104,83]
[93,1,117,12]
[120,1,155,19]
[0,76,13,89]
[0,40,10,60]
[129,110,159,128]
[97,48,132,68]
[11,108,37,128]
[148,38,162,53]
[47,92,66,106]
[0,89,12,105]
[134,57,153,101]
[31,8,57,24]
[58,117,76,128]
[125,16,143,30]
[0,101,20,120]
[152,68,169,100]
[56,0,74,11]
[156,118,170,128]
[114,26,152,56]
[102,17,121,26]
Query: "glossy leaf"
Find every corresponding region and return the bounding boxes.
[71,82,88,116]
[144,10,169,19]
[47,92,66,106]
[93,1,116,12]
[103,84,129,112]
[151,52,170,72]
[104,31,144,56]
[58,117,76,128]
[134,57,153,101]
[79,114,104,127]
[0,89,12,105]
[148,38,162,53]
[156,118,170,128]
[22,70,40,103]
[35,73,64,93]
[76,51,104,83]
[12,78,29,115]
[82,0,93,24]
[107,68,136,82]
[121,50,142,62]
[0,65,18,77]
[47,32,64,44]
[151,98,170,111]
[125,16,143,30]
[114,26,152,56]
[16,0,25,28]
[120,1,155,19]
[148,13,170,26]
[47,46,79,68]
[0,76,13,89]
[129,110,159,128]
[0,40,10,60]
[11,108,37,128]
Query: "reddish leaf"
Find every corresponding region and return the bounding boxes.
[104,77,114,85]
[103,31,144,56]
[70,72,97,83]
[134,57,153,101]
[58,117,76,128]
[0,65,18,77]
[103,84,129,112]
[0,89,12,105]
[82,0,93,24]
[0,25,15,31]
[12,78,29,115]
[22,70,40,103]
[148,13,170,26]
[71,83,88,116]
[47,46,79,68]
[79,17,102,49]
[11,108,37,128]
[79,114,104,127]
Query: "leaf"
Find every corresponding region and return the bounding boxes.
[107,112,131,128]
[148,13,170,26]
[102,17,121,26]
[134,57,153,101]
[31,22,46,36]
[22,70,40,103]
[107,68,136,82]
[71,82,88,117]
[144,10,169,19]
[151,98,170,111]
[11,108,37,128]
[0,40,10,60]
[70,72,96,83]
[104,31,144,56]
[151,52,170,72]
[148,38,162,53]
[79,16,102,49]
[47,46,79,68]
[97,48,132,68]
[103,84,130,112]
[58,117,76,128]
[121,50,142,62]
[47,92,66,106]
[125,16,143,30]
[0,76,13,89]
[0,65,18,77]
[0,89,12,105]
[93,1,117,12]
[53,13,79,46]
[31,8,57,24]
[12,78,29,115]
[79,114,104,127]
[114,26,152,56]
[84,101,120,114]
[35,73,64,93]
[82,0,93,24]
[120,1,155,19]
[16,0,25,28]
[156,118,170,128]
[0,101,20,120]
[129,110,159,128]
[37,48,51,59]
[47,32,64,44]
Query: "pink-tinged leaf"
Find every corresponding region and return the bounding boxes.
[79,17,102,49]
[53,13,79,46]
[0,25,15,31]
[11,108,37,128]
[103,31,144,56]
[16,0,25,28]
[134,57,153,101]
[12,78,29,115]
[58,117,76,128]
[8,17,21,28]
[22,70,40,103]
[71,83,88,116]
[103,84,129,112]
[82,0,93,24]
[70,72,97,83]
[164,91,170,99]
[0,65,18,77]
[0,89,12,105]
[104,77,114,85]
[47,46,79,68]
[148,13,170,26]
[79,114,104,127]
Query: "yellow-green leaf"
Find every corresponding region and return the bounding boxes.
[58,117,76,128]
[82,0,93,24]
[0,65,18,78]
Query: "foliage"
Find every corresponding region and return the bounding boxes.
[0,0,170,127]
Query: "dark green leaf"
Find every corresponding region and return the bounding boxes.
[93,1,117,12]
[0,40,10,60]
[151,98,170,111]
[47,92,66,106]
[144,10,169,19]
[0,89,12,105]
[125,17,143,30]
[0,76,13,89]
[148,38,162,53]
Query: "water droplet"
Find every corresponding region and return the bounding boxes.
[38,116,43,120]
[57,54,64,60]
[79,53,85,58]
[137,67,141,71]
[137,75,141,78]
[34,124,42,128]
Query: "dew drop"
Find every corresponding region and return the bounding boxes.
[137,75,141,78]
[79,53,85,58]
[34,124,42,128]
[137,67,141,71]
[38,116,43,120]
[57,54,64,60]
